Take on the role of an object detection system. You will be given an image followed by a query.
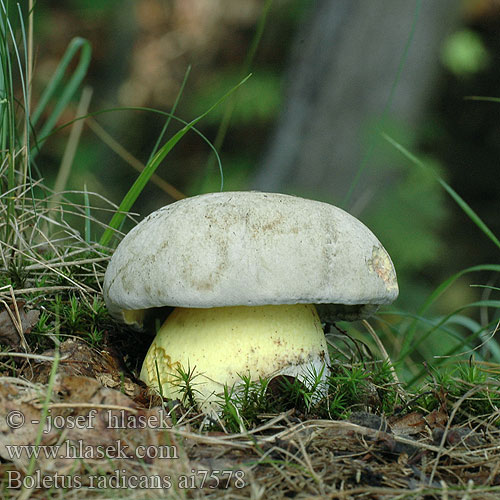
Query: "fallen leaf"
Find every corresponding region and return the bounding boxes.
[0,301,39,348]
[30,338,155,404]
[0,375,192,484]
[425,407,448,429]
[433,427,485,447]
[389,411,427,435]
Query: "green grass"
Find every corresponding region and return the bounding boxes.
[98,74,251,247]
[376,134,500,384]
[170,350,500,432]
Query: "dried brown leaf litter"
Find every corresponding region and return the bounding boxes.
[0,300,39,349]
[1,369,500,499]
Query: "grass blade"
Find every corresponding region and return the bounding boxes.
[52,87,93,200]
[400,264,500,358]
[383,132,500,251]
[83,184,91,244]
[31,36,91,153]
[465,95,500,104]
[99,74,252,247]
[415,264,500,317]
[16,2,31,187]
[148,65,191,163]
[35,106,221,166]
[201,0,273,191]
[0,0,17,226]
[87,117,185,200]
[407,311,500,385]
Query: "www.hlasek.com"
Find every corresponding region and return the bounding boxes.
[5,439,178,461]
[7,469,247,490]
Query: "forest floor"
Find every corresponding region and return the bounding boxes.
[1,291,500,499]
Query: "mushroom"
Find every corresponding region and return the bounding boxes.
[103,192,398,412]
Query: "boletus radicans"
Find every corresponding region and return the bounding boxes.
[103,192,398,412]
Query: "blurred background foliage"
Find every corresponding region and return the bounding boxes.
[28,0,499,328]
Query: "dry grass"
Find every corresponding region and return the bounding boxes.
[3,387,500,499]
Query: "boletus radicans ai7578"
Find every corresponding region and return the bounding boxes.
[103,192,398,412]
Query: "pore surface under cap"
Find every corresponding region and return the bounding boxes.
[103,192,398,316]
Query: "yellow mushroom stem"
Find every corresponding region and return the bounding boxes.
[140,303,330,412]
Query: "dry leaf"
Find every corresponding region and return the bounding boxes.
[0,302,39,348]
[425,407,448,429]
[433,427,485,448]
[30,338,153,403]
[389,411,427,436]
[31,339,121,382]
[0,375,192,485]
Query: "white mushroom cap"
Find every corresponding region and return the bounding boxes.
[103,191,398,322]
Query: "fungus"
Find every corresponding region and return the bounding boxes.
[103,192,398,412]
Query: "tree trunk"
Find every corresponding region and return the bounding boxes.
[252,0,460,212]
